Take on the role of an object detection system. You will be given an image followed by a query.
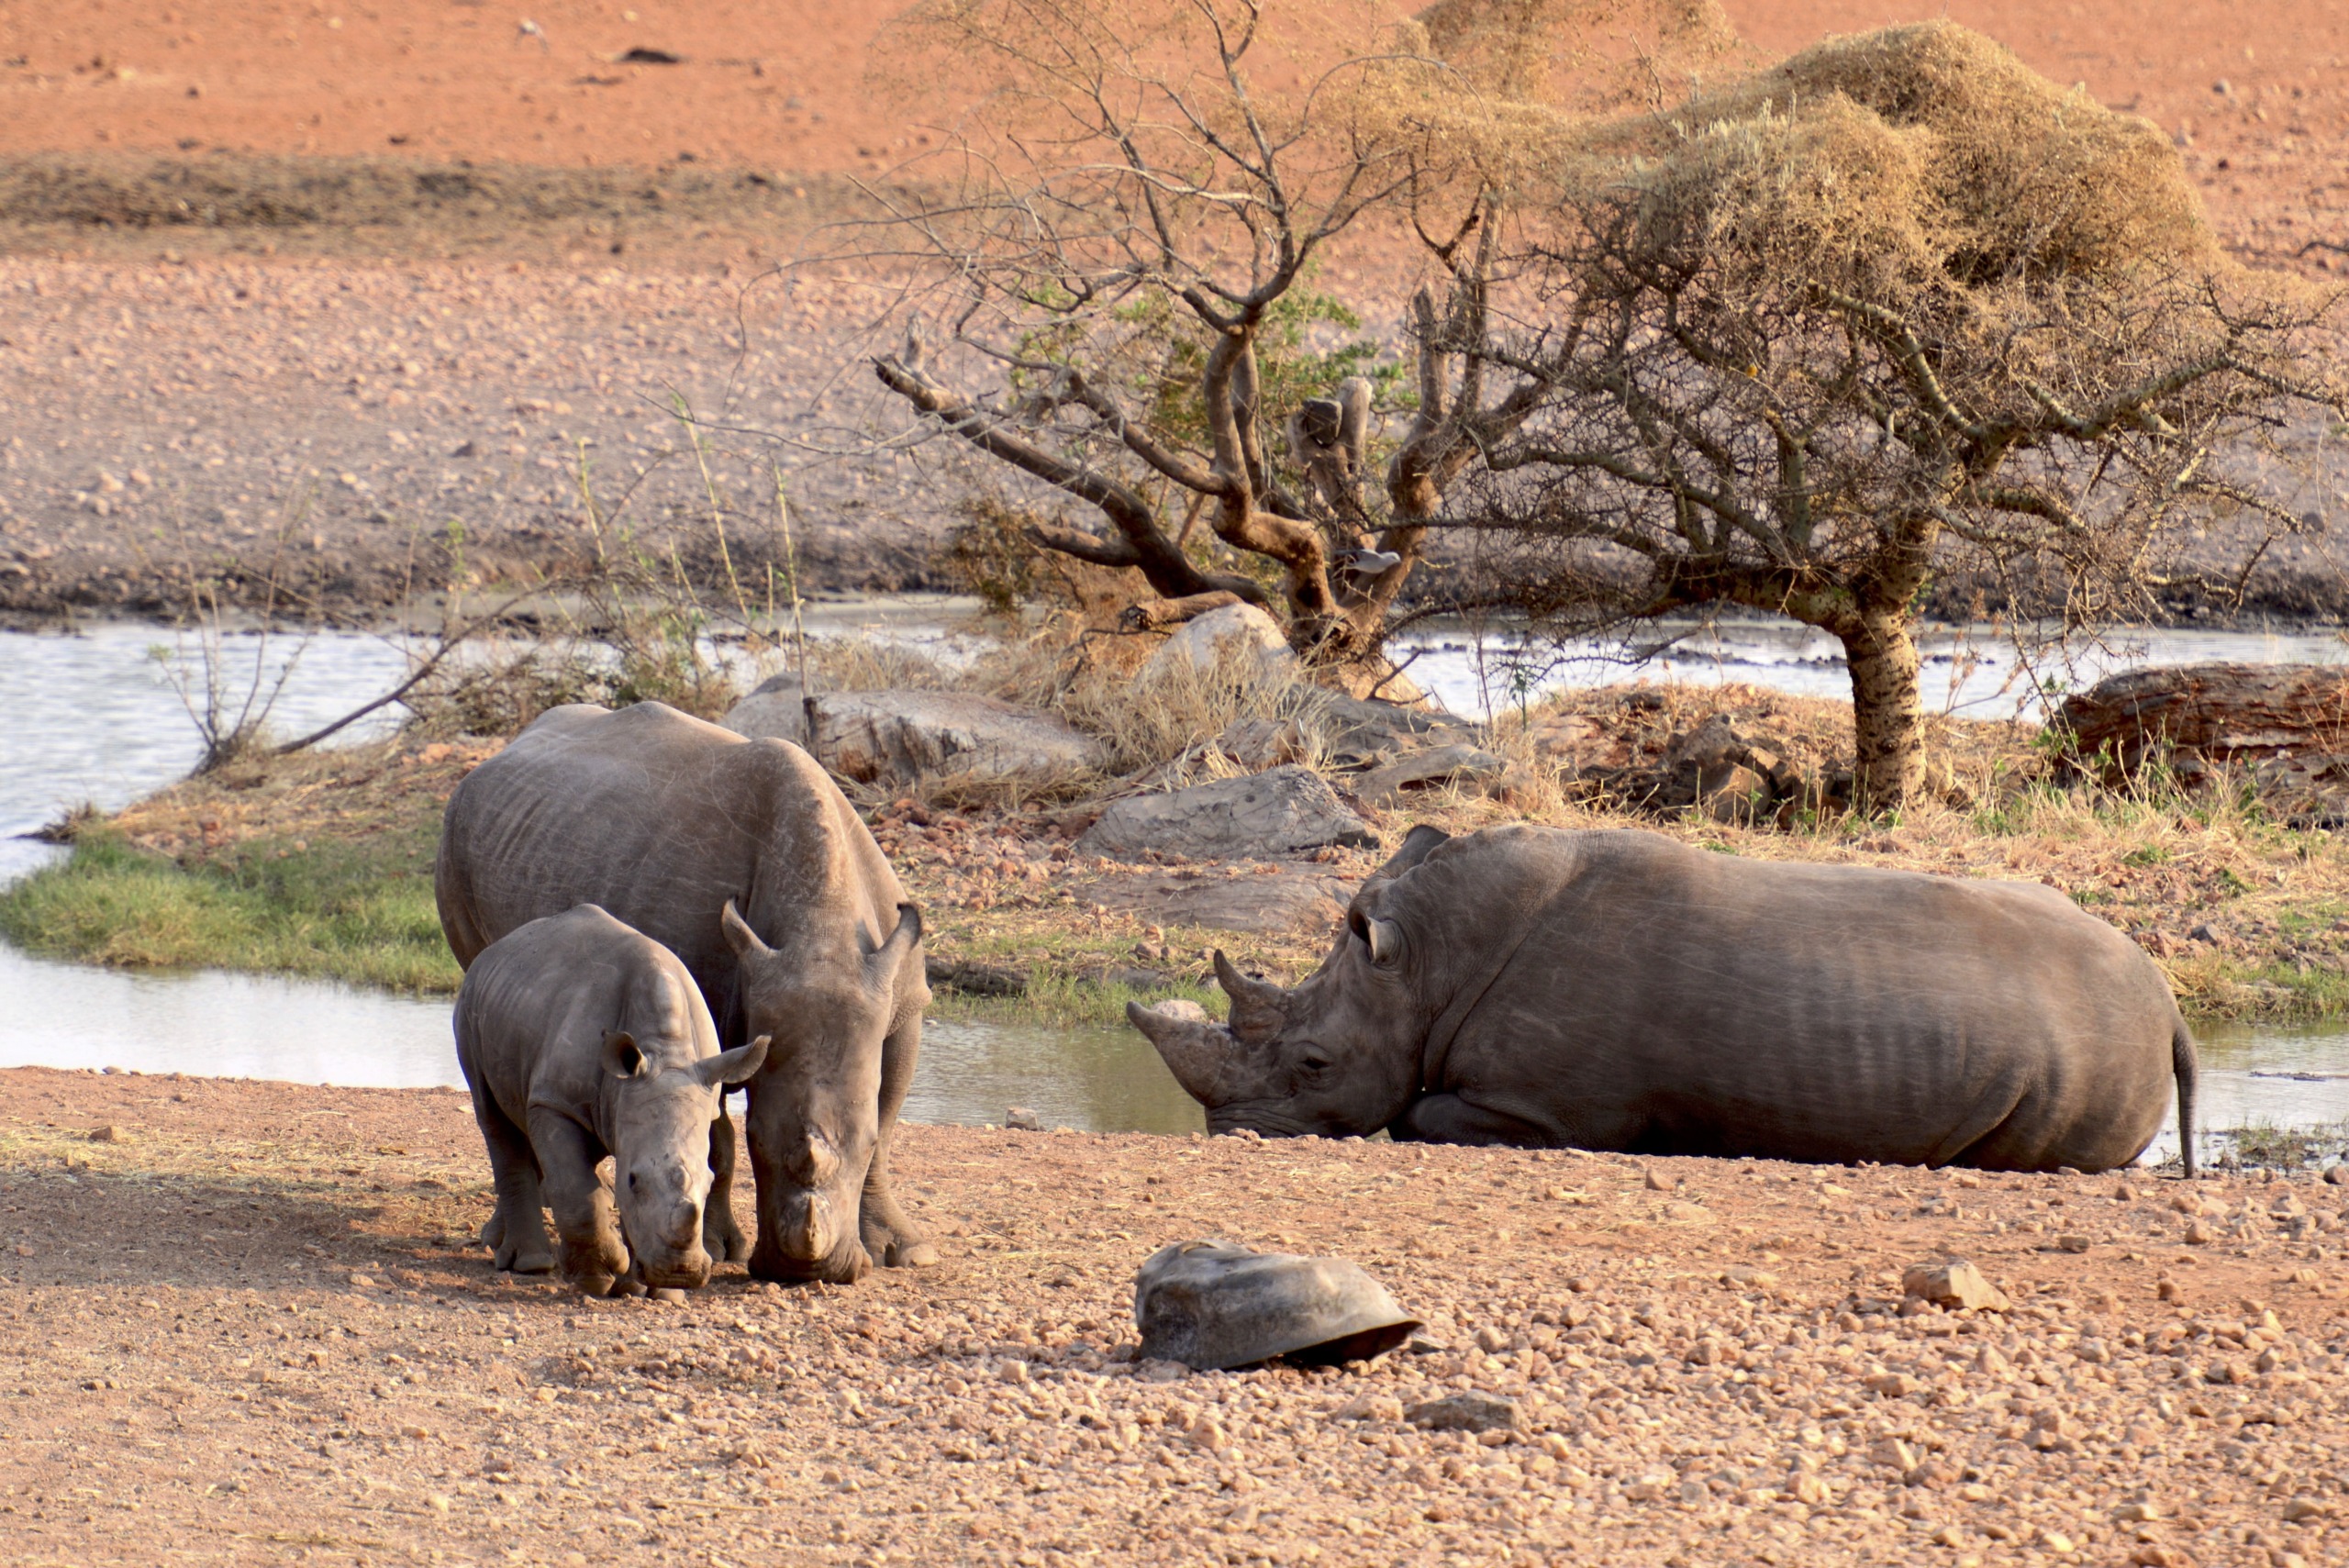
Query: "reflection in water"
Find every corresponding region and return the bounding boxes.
[0,942,461,1087]
[903,1018,1202,1137]
[2140,1021,2349,1166]
[1391,617,2349,723]
[0,942,1201,1133]
[0,623,416,884]
[5,941,2343,1157]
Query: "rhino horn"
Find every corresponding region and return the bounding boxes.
[1127,999,1237,1105]
[1212,951,1287,1045]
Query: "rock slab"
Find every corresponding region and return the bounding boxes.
[1076,766,1378,862]
[723,675,1104,783]
[1136,604,1295,688]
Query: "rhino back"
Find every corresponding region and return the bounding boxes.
[438,703,906,1044]
[457,904,723,1141]
[1419,828,2176,1169]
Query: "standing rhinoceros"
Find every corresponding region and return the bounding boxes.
[456,904,769,1294]
[1130,825,2198,1174]
[437,702,933,1284]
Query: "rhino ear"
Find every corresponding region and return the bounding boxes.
[695,1034,770,1088]
[863,903,923,993]
[720,899,774,961]
[601,1030,644,1079]
[1348,906,1406,969]
[1375,824,1451,881]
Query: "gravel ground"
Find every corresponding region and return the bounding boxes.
[5,1066,2348,1567]
[0,255,957,620]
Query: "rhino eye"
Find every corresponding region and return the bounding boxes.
[1299,1046,1334,1075]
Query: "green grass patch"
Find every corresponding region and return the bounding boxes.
[0,828,460,995]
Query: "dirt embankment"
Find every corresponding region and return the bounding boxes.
[3,1065,2347,1567]
[17,678,2345,1028]
[1,1,2344,625]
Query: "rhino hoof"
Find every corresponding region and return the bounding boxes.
[886,1238,940,1269]
[478,1214,506,1249]
[574,1273,618,1298]
[497,1242,555,1274]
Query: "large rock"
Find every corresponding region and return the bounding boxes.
[1133,1239,1419,1372]
[1136,604,1295,688]
[723,675,1104,784]
[1085,862,1356,934]
[2056,663,2349,824]
[2056,663,2349,775]
[1075,766,1378,862]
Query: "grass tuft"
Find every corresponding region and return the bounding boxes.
[0,826,458,995]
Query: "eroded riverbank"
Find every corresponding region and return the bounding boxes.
[5,1067,2347,1567]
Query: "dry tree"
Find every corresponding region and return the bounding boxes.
[1452,22,2346,806]
[850,0,1703,680]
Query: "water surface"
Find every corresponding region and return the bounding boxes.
[1,606,2343,1150]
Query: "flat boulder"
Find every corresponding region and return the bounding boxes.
[1137,604,1294,688]
[1076,766,1378,862]
[1085,862,1356,934]
[723,675,1104,784]
[1353,743,1511,807]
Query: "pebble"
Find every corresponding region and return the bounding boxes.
[1404,1392,1520,1433]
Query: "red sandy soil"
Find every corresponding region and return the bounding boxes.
[1,1,2342,267]
[6,1064,2349,1566]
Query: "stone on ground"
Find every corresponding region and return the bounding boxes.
[1136,604,1295,689]
[1901,1257,2012,1312]
[722,674,1104,783]
[1076,766,1377,862]
[1353,743,1511,807]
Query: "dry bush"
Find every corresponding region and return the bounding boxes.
[1064,643,1340,783]
[795,637,957,694]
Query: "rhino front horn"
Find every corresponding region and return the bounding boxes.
[1212,951,1286,1045]
[1127,999,1237,1106]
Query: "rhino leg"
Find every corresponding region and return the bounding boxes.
[860,1018,937,1269]
[528,1110,629,1290]
[1391,1093,1555,1149]
[473,1092,554,1274]
[705,1104,750,1264]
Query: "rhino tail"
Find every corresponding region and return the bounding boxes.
[2172,1013,2199,1181]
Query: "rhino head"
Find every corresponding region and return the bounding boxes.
[603,1028,769,1290]
[724,897,925,1284]
[1130,827,1452,1138]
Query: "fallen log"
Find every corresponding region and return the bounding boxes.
[2054,663,2349,778]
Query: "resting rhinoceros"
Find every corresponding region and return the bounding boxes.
[437,702,932,1284]
[1130,825,2198,1174]
[455,904,769,1294]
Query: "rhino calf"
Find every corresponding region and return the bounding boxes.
[455,905,769,1295]
[1131,825,2199,1174]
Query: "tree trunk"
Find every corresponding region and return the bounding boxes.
[1841,612,1925,811]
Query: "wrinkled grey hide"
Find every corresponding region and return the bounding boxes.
[1130,825,2199,1174]
[454,905,768,1294]
[437,702,933,1284]
[1134,1239,1420,1371]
